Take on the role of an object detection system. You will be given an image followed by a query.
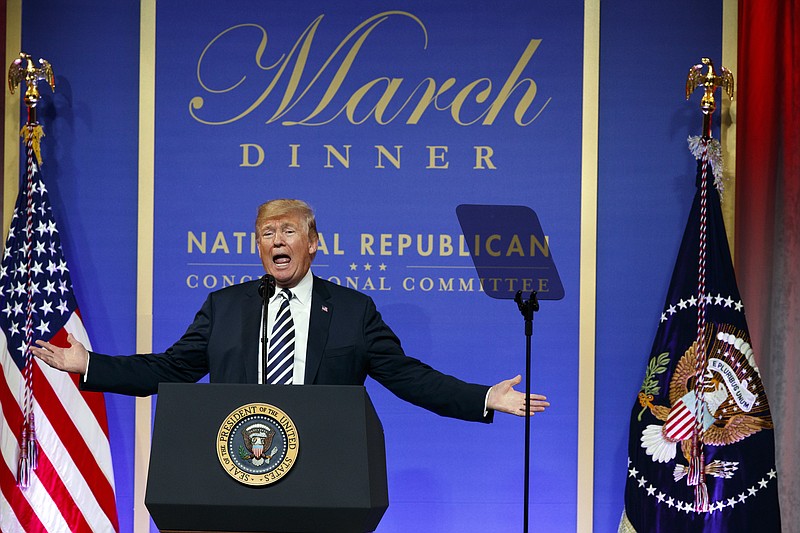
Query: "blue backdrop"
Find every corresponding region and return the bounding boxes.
[18,1,723,531]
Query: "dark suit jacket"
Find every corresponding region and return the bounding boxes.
[83,276,492,422]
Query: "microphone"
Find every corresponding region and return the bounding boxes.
[258,274,276,299]
[258,274,276,384]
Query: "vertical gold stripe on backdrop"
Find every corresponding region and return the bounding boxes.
[3,0,21,233]
[721,0,738,258]
[135,0,156,531]
[577,0,600,533]
[578,0,600,531]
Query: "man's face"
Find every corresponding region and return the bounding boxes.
[257,214,318,288]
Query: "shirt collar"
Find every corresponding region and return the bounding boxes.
[270,268,313,305]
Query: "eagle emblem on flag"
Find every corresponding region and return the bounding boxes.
[638,324,773,481]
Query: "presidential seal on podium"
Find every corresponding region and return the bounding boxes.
[216,403,299,486]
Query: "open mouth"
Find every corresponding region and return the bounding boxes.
[272,253,291,266]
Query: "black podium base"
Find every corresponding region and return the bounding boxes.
[146,384,388,533]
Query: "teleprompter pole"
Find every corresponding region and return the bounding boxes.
[514,290,539,533]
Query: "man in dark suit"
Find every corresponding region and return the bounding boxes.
[33,199,549,421]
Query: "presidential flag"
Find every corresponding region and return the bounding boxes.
[619,138,781,532]
[0,125,119,531]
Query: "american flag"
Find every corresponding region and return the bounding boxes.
[0,141,119,531]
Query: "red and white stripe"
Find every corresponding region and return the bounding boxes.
[663,401,696,443]
[0,311,118,532]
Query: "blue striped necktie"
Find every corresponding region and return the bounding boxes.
[267,288,295,385]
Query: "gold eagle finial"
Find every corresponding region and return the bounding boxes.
[686,57,734,138]
[8,52,56,165]
[8,52,56,108]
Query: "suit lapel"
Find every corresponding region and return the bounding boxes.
[242,281,263,384]
[305,276,332,384]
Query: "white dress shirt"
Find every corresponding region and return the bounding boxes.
[258,269,314,385]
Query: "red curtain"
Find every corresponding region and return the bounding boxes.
[736,0,800,527]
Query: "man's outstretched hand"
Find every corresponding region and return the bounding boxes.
[31,333,90,375]
[488,375,549,416]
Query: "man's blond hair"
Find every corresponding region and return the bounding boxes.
[255,199,318,241]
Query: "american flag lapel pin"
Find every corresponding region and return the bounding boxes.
[322,305,329,313]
